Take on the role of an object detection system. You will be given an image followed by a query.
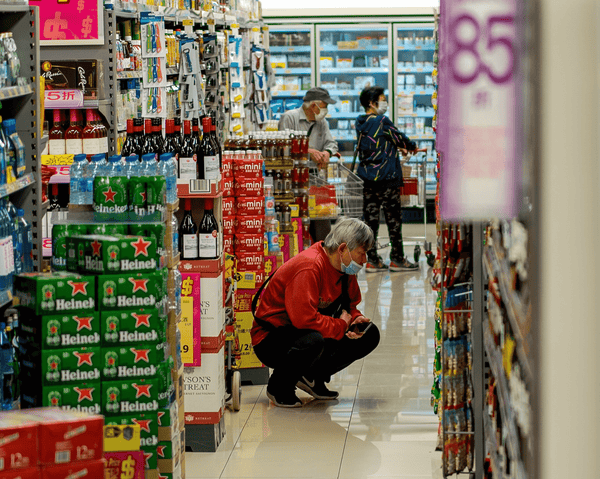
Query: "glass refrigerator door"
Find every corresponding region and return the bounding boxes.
[316,24,392,165]
[394,24,437,198]
[269,26,314,121]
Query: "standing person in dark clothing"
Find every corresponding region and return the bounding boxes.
[251,217,380,408]
[355,86,425,272]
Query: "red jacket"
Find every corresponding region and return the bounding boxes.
[251,242,364,346]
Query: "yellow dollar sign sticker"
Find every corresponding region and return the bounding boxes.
[182,277,194,297]
[120,456,136,479]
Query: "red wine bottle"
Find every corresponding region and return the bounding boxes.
[198,198,218,259]
[179,198,198,260]
[121,119,136,161]
[199,117,218,181]
[142,119,155,156]
[179,120,197,180]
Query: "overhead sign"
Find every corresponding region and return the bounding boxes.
[31,0,104,46]
[438,0,521,220]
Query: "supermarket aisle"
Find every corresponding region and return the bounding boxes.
[186,224,440,479]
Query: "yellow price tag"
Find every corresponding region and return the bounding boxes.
[232,23,239,29]
[180,296,195,364]
[41,154,74,166]
[252,27,259,32]
[182,19,194,26]
[207,18,215,25]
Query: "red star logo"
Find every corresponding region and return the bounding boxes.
[50,325,58,334]
[108,322,117,331]
[107,357,115,366]
[130,348,150,363]
[132,237,151,257]
[74,387,94,402]
[157,445,166,458]
[106,286,114,295]
[157,411,165,424]
[109,392,117,402]
[158,474,168,479]
[129,278,149,293]
[45,290,53,299]
[68,281,88,296]
[109,251,117,260]
[132,312,151,328]
[103,187,117,203]
[132,418,151,433]
[74,316,93,331]
[140,191,147,202]
[143,451,152,468]
[50,360,58,371]
[73,351,94,366]
[91,240,102,257]
[50,397,59,406]
[133,383,152,399]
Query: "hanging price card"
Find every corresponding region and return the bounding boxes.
[31,0,104,45]
[439,0,521,220]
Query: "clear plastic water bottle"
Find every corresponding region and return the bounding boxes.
[95,153,109,177]
[82,157,94,205]
[171,213,179,257]
[141,153,157,176]
[69,154,87,205]
[17,209,32,273]
[123,154,139,179]
[173,268,182,316]
[107,155,123,177]
[86,154,105,204]
[159,153,177,203]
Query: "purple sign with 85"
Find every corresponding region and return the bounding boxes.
[439,0,521,220]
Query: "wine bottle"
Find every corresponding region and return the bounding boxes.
[152,118,164,156]
[82,109,100,155]
[199,117,218,181]
[133,118,144,158]
[198,198,219,259]
[210,116,222,172]
[121,119,136,161]
[179,198,198,260]
[179,120,197,180]
[191,118,200,154]
[173,118,183,155]
[142,119,155,156]
[65,109,83,155]
[95,111,109,154]
[48,109,66,155]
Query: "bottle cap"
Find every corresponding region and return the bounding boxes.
[73,154,87,162]
[109,155,121,163]
[160,153,172,162]
[126,154,138,162]
[142,153,155,162]
[92,154,105,162]
[204,198,214,210]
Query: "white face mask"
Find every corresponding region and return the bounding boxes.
[376,101,388,115]
[314,105,328,121]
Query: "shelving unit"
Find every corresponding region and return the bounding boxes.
[0,4,43,308]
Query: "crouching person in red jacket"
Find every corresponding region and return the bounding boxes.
[251,217,381,408]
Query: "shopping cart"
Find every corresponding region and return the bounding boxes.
[308,162,364,220]
[401,153,435,265]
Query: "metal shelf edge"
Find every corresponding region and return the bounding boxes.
[0,173,35,200]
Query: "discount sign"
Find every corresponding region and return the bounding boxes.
[439,0,521,220]
[31,0,104,45]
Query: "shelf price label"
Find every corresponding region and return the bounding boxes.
[44,90,84,109]
[439,0,520,220]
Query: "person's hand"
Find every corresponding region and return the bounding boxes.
[340,310,353,327]
[322,150,331,164]
[309,148,323,164]
[345,315,371,339]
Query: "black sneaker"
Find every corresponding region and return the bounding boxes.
[366,255,388,273]
[296,376,339,400]
[266,388,302,408]
[389,257,419,272]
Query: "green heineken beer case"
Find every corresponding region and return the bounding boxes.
[93,176,129,222]
[157,358,175,408]
[129,223,167,257]
[66,234,161,274]
[40,347,101,385]
[15,272,96,315]
[101,343,164,380]
[17,308,100,349]
[101,308,166,345]
[157,440,176,459]
[102,378,160,416]
[42,381,102,414]
[141,446,157,470]
[96,271,167,311]
[105,412,159,449]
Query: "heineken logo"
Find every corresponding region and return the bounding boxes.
[157,445,166,458]
[132,418,152,433]
[120,330,157,342]
[91,240,103,257]
[96,204,128,214]
[120,400,158,413]
[74,351,94,366]
[74,316,93,331]
[56,298,95,311]
[118,365,156,377]
[133,383,152,398]
[68,280,89,296]
[120,258,157,271]
[131,313,151,328]
[132,237,151,257]
[61,333,100,346]
[60,369,100,381]
[63,404,101,414]
[74,387,95,402]
[129,278,149,293]
[102,187,118,203]
[131,348,150,363]
[117,296,156,307]
[141,436,158,447]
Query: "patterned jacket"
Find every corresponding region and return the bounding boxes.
[355,114,417,186]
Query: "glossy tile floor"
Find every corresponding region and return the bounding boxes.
[186,224,443,479]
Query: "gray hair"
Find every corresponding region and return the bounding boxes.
[323,217,374,253]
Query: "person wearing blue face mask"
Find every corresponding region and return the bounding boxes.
[251,217,381,408]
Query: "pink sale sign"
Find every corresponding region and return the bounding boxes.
[31,0,103,44]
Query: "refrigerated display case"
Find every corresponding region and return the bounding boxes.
[394,24,437,198]
[316,24,392,164]
[269,26,314,120]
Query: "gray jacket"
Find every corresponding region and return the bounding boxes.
[278,107,339,156]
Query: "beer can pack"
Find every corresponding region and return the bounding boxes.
[101,308,166,345]
[41,381,102,414]
[102,378,160,416]
[96,271,167,311]
[105,412,159,449]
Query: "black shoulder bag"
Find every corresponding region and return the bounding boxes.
[350,132,364,174]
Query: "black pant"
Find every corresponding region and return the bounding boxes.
[363,182,405,262]
[253,325,380,393]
